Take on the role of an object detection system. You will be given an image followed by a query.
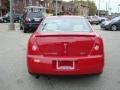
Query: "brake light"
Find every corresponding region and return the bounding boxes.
[94,45,99,51]
[27,36,41,55]
[32,45,38,51]
[25,17,31,22]
[90,37,103,55]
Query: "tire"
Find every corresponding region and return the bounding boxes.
[111,25,118,31]
[3,20,7,23]
[28,72,40,79]
[20,24,23,30]
[95,72,103,76]
[20,26,23,30]
[23,25,27,33]
[28,71,35,76]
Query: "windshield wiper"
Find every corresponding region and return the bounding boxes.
[42,23,47,31]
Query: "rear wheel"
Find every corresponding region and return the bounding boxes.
[95,72,103,76]
[20,26,23,30]
[28,72,35,76]
[3,19,7,23]
[23,25,27,33]
[111,25,118,31]
[28,72,40,79]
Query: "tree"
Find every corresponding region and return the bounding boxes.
[87,0,97,16]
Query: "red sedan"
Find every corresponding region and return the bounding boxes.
[27,16,104,76]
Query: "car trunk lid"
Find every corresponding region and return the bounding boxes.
[35,33,96,57]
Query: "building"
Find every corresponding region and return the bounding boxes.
[62,2,76,15]
[97,10,108,16]
[13,0,41,14]
[52,0,63,14]
[75,1,89,16]
[62,1,89,16]
[0,0,7,16]
[13,0,53,14]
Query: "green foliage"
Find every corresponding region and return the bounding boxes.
[87,0,97,15]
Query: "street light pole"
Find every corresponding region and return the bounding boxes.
[9,0,15,30]
[55,0,58,16]
[98,0,101,16]
[118,4,120,14]
[108,0,111,16]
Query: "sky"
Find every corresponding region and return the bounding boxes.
[63,0,120,13]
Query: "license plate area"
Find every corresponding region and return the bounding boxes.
[56,61,75,70]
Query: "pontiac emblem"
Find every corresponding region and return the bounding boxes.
[64,43,67,54]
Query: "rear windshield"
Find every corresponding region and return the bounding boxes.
[112,16,120,21]
[40,18,91,33]
[27,12,43,19]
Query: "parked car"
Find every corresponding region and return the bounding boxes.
[2,12,22,23]
[101,16,120,31]
[87,16,101,25]
[27,16,104,77]
[14,14,23,22]
[20,11,44,33]
[99,17,109,23]
[0,16,3,23]
[2,13,9,23]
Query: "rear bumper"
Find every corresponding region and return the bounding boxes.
[24,23,40,31]
[27,55,104,75]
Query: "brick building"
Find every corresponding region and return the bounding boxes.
[75,1,89,16]
[13,0,53,14]
[13,0,41,13]
[53,0,63,14]
[62,2,76,15]
[0,0,7,16]
[63,1,89,16]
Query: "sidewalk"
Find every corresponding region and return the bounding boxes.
[0,23,20,32]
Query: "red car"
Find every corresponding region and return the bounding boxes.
[27,16,104,76]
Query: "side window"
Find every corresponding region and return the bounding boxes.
[119,19,120,23]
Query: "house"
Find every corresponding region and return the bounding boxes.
[62,2,76,15]
[13,0,53,14]
[13,0,42,14]
[52,0,63,14]
[75,1,89,16]
[62,1,89,16]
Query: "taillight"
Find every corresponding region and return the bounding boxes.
[94,45,100,51]
[90,37,103,55]
[25,17,31,22]
[32,45,39,51]
[28,36,41,55]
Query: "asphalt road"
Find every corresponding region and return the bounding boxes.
[0,23,120,90]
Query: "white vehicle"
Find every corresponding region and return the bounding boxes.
[24,6,46,16]
[87,16,101,25]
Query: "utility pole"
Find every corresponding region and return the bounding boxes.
[9,0,15,30]
[106,2,108,16]
[118,4,120,13]
[108,0,111,15]
[55,0,58,16]
[98,0,101,16]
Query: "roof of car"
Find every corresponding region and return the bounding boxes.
[25,6,45,9]
[46,16,85,19]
